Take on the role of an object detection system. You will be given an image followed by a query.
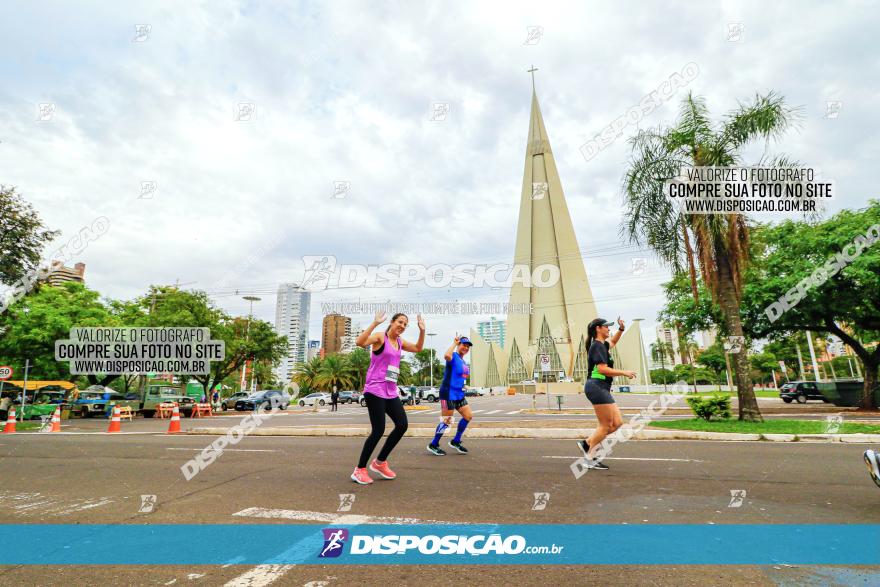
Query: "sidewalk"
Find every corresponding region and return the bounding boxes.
[183,424,880,443]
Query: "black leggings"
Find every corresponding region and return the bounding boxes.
[357,393,408,468]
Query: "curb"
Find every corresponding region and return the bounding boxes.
[183,427,880,443]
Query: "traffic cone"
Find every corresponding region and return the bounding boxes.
[166,404,181,434]
[2,408,16,434]
[50,406,62,432]
[106,405,122,433]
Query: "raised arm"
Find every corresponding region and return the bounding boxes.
[443,335,461,361]
[608,317,625,349]
[401,314,426,353]
[356,311,387,349]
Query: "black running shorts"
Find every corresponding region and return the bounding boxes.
[584,379,615,405]
[440,398,468,411]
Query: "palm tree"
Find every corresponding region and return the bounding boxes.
[398,359,414,386]
[315,354,354,391]
[344,347,370,390]
[292,356,322,396]
[623,91,800,421]
[650,340,676,369]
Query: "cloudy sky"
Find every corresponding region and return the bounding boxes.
[1,0,877,354]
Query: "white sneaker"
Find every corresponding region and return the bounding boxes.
[864,450,880,488]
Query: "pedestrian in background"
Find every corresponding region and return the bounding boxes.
[0,393,11,422]
[331,388,339,412]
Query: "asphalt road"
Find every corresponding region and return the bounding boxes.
[1,431,879,586]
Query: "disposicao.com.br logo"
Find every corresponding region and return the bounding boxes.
[317,529,563,558]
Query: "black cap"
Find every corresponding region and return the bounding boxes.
[587,318,614,332]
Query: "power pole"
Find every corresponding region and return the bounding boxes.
[806,331,821,383]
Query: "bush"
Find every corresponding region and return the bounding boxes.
[686,394,731,421]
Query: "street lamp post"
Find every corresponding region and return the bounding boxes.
[427,333,437,387]
[242,296,261,393]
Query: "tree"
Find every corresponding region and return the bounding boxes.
[345,347,370,390]
[623,92,800,421]
[293,357,323,395]
[142,286,287,399]
[0,282,114,382]
[650,340,676,369]
[740,202,880,408]
[0,186,60,286]
[650,368,676,384]
[750,351,781,386]
[315,354,354,391]
[411,349,443,385]
[696,342,727,375]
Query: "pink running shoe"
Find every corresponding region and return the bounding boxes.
[351,467,373,485]
[369,459,397,480]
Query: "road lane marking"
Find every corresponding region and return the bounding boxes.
[485,410,502,414]
[224,564,294,587]
[232,507,455,525]
[226,509,457,586]
[0,492,114,516]
[542,456,703,462]
[506,411,520,415]
[166,448,278,452]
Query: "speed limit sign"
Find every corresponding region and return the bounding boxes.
[539,354,551,372]
[0,366,12,380]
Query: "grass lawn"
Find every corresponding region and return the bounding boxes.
[651,418,880,435]
[643,390,781,398]
[4,421,43,431]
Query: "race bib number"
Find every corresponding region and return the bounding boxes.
[385,365,400,383]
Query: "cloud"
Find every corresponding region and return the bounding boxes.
[0,0,875,352]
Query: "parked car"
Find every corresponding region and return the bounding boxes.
[220,391,250,411]
[140,384,196,418]
[464,387,486,397]
[71,387,141,418]
[779,381,828,404]
[298,392,331,407]
[417,386,440,402]
[398,386,420,405]
[235,390,291,411]
[338,391,360,404]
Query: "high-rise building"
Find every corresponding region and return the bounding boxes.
[42,262,86,286]
[476,317,506,349]
[322,313,352,354]
[655,325,684,367]
[274,283,311,384]
[307,340,321,361]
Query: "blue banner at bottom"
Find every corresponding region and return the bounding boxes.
[1,524,878,565]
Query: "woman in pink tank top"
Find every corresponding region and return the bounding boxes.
[351,310,425,485]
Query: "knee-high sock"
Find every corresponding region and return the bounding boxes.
[432,420,449,446]
[453,418,469,443]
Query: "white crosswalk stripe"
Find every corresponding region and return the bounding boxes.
[506,411,520,415]
[485,410,502,414]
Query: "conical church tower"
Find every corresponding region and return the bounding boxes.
[501,73,598,383]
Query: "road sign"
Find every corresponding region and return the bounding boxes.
[0,366,12,380]
[539,354,551,372]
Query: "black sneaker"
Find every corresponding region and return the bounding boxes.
[576,440,590,458]
[427,443,446,456]
[449,440,469,454]
[588,460,610,470]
